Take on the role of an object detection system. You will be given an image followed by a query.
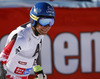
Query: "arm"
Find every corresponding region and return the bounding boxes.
[0,34,17,63]
[33,39,47,79]
[0,34,17,78]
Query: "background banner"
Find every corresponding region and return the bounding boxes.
[0,7,100,79]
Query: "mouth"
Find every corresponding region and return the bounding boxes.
[41,29,48,33]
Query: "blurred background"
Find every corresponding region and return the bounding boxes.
[0,0,100,79]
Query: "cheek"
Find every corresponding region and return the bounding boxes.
[36,26,41,30]
[48,27,51,30]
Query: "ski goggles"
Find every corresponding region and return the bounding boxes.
[38,18,54,27]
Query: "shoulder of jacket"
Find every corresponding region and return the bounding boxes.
[17,22,31,36]
[8,22,30,40]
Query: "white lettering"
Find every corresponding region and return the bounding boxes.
[41,35,52,74]
[1,32,100,74]
[53,33,79,74]
[80,32,100,72]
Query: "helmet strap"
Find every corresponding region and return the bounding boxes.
[34,27,40,36]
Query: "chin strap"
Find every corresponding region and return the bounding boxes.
[34,27,40,36]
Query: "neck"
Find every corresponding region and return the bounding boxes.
[31,26,40,36]
[34,27,40,36]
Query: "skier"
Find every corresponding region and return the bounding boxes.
[0,2,55,79]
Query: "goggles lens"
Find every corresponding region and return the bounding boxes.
[38,18,54,27]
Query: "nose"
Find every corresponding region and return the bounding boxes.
[44,24,50,27]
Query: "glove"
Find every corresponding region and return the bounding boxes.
[33,65,47,79]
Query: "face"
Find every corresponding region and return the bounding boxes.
[35,24,51,35]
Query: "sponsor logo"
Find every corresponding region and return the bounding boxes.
[23,68,32,75]
[14,67,26,75]
[14,67,32,75]
[16,46,21,54]
[18,61,27,65]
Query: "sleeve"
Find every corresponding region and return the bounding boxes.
[0,32,26,65]
[37,39,42,66]
[0,34,17,64]
[33,39,46,78]
[32,39,43,66]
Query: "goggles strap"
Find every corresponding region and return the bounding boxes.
[34,27,40,36]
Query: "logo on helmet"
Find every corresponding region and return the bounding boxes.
[34,6,42,14]
[46,6,55,15]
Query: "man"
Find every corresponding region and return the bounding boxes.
[0,2,55,79]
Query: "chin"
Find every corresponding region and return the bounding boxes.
[41,33,47,35]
